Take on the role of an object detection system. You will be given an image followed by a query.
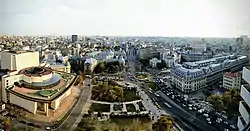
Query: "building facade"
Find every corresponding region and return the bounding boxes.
[171,54,248,93]
[1,51,39,71]
[238,66,250,131]
[72,35,78,43]
[223,71,241,89]
[149,58,161,68]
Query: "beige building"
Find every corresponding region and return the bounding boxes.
[0,50,77,116]
[41,61,71,73]
[1,67,76,116]
[1,50,39,71]
[223,71,241,89]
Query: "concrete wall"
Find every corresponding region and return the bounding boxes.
[51,88,72,110]
[9,93,37,114]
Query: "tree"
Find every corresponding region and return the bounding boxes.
[99,62,106,73]
[114,46,120,51]
[97,111,102,117]
[14,82,19,87]
[153,116,174,131]
[4,117,11,131]
[78,71,85,85]
[157,60,166,69]
[222,88,241,116]
[207,94,224,111]
[88,109,94,119]
[139,59,149,66]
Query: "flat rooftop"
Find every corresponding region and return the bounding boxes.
[4,50,35,54]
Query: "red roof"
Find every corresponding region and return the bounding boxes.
[224,71,242,78]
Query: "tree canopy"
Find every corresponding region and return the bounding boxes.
[94,61,124,74]
[91,82,124,102]
[152,116,174,131]
[207,88,241,116]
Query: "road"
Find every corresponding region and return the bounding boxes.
[56,78,91,131]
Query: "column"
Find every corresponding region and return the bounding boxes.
[46,103,49,116]
[44,103,46,114]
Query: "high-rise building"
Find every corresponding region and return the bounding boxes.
[237,66,250,131]
[72,35,78,43]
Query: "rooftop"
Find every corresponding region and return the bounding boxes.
[6,50,35,54]
[245,66,250,70]
[224,71,241,78]
[172,54,248,78]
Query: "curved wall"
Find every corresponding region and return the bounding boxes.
[22,73,53,83]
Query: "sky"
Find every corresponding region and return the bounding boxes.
[0,0,250,37]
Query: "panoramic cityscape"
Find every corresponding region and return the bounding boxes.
[1,0,250,131]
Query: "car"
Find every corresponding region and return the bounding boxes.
[46,127,51,130]
[152,98,157,102]
[154,93,160,97]
[230,125,235,129]
[203,114,209,117]
[164,102,172,108]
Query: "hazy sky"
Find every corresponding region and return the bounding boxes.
[1,0,250,37]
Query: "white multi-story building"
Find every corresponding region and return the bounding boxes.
[149,58,161,68]
[1,50,39,71]
[223,71,241,89]
[171,54,248,93]
[163,55,174,68]
[238,66,250,131]
[84,58,98,73]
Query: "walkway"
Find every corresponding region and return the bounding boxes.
[90,100,141,105]
[55,79,92,130]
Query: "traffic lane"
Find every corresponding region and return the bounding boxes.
[146,93,198,131]
[158,92,218,131]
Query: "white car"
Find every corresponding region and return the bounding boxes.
[203,114,209,117]
[154,93,160,97]
[230,125,235,129]
[164,102,172,108]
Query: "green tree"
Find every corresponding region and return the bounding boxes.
[99,62,106,73]
[153,116,174,131]
[207,94,224,111]
[222,88,241,116]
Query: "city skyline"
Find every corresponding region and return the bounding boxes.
[1,0,250,37]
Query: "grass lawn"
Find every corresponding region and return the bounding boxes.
[126,104,136,112]
[148,82,157,90]
[90,103,110,112]
[123,90,140,102]
[137,101,146,111]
